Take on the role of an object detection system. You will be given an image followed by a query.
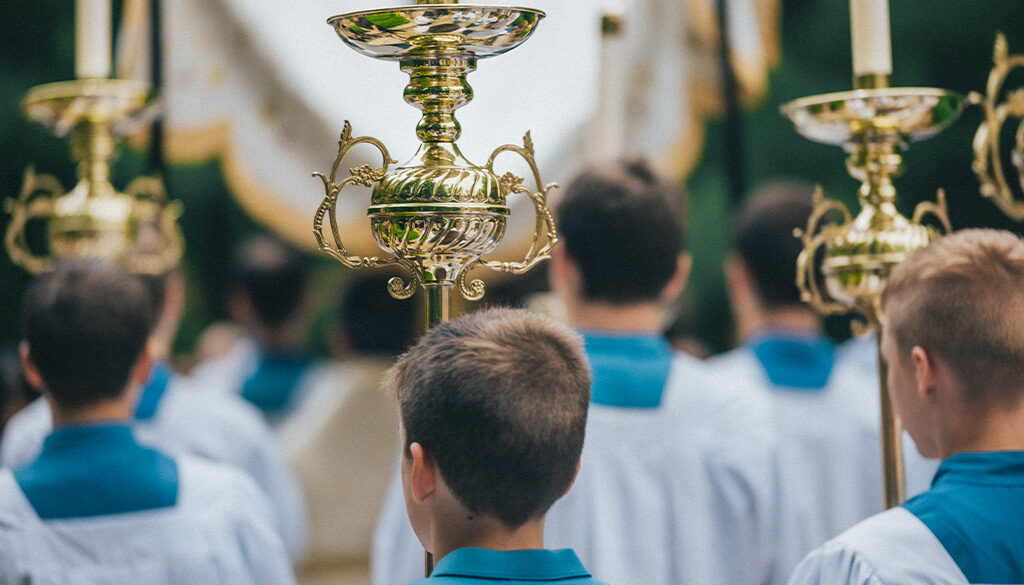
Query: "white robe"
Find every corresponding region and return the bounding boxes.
[705,341,939,585]
[786,507,967,585]
[0,455,297,585]
[371,353,776,585]
[0,375,308,562]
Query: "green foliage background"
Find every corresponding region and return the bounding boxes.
[1,0,1022,355]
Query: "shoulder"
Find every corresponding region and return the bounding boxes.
[159,378,272,444]
[789,507,966,585]
[175,455,273,516]
[0,398,52,468]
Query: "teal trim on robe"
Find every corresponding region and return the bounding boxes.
[904,451,1024,584]
[749,332,835,390]
[582,333,673,409]
[14,424,178,520]
[411,547,604,585]
[134,361,173,421]
[240,353,313,414]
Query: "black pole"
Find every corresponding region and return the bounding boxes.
[148,0,165,176]
[716,0,747,207]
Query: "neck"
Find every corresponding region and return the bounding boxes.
[49,395,135,428]
[938,396,1024,459]
[739,306,820,341]
[566,300,663,333]
[431,516,545,563]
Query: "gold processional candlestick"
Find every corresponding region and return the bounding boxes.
[311,1,557,574]
[5,79,184,275]
[971,34,1024,220]
[781,80,963,509]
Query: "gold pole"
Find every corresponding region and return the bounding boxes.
[874,328,906,508]
[423,285,453,575]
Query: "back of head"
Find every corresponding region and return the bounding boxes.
[556,159,685,304]
[732,181,817,309]
[389,307,591,528]
[22,260,154,412]
[231,236,309,327]
[338,274,419,356]
[882,229,1024,407]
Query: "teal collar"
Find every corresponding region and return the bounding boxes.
[134,361,173,421]
[241,352,313,414]
[15,423,178,519]
[748,331,835,390]
[432,548,591,581]
[582,332,673,409]
[933,451,1024,488]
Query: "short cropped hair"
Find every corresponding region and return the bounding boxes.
[733,182,817,309]
[882,229,1024,406]
[556,159,685,304]
[22,260,154,412]
[388,308,591,528]
[231,237,309,327]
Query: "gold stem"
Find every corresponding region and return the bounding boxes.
[72,119,116,188]
[854,73,892,90]
[423,284,453,577]
[875,327,906,508]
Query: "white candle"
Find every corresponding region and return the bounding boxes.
[76,0,112,78]
[849,0,892,77]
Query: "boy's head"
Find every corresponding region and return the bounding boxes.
[386,307,591,548]
[229,236,309,330]
[728,182,817,311]
[21,260,155,417]
[552,159,687,306]
[880,229,1024,457]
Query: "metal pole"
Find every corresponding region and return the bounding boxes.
[875,328,906,508]
[423,283,453,575]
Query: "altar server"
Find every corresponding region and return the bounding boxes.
[1,265,308,562]
[707,184,937,583]
[0,260,295,585]
[390,307,607,585]
[788,228,1024,585]
[191,236,316,426]
[372,160,775,585]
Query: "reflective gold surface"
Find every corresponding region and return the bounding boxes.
[5,79,184,274]
[784,86,962,509]
[313,1,556,312]
[970,34,1024,220]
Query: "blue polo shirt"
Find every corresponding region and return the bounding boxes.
[409,548,608,585]
[903,451,1024,584]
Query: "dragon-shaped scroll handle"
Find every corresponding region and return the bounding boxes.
[970,33,1024,220]
[454,131,558,301]
[793,186,854,319]
[313,122,421,299]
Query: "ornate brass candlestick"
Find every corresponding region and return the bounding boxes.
[971,34,1024,220]
[5,79,184,274]
[781,85,963,508]
[313,2,556,332]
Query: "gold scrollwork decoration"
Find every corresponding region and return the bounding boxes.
[122,176,186,275]
[313,120,399,270]
[793,186,853,318]
[4,167,63,274]
[912,189,952,235]
[970,33,1024,220]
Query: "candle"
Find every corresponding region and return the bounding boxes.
[76,0,112,78]
[849,0,892,77]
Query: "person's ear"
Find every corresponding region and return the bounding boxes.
[659,253,692,303]
[409,442,438,504]
[910,346,936,400]
[19,341,45,391]
[562,459,582,498]
[549,242,581,298]
[130,342,156,389]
